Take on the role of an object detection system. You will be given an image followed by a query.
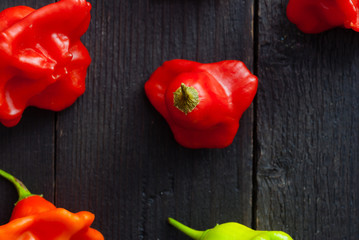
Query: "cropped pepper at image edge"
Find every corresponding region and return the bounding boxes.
[0,169,104,240]
[168,217,293,240]
[0,0,92,127]
[287,0,359,33]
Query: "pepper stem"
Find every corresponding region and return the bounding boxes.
[0,169,34,203]
[173,83,200,115]
[168,218,205,240]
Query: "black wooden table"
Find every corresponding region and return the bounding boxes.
[0,0,358,239]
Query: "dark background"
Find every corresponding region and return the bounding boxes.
[0,0,358,239]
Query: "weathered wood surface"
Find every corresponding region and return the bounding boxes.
[257,0,359,239]
[0,0,358,239]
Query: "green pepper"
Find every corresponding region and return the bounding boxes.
[168,218,293,240]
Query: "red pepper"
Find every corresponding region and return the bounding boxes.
[0,0,92,127]
[287,0,359,33]
[145,59,258,149]
[0,169,104,240]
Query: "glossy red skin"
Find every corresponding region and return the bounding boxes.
[10,195,56,221]
[0,0,91,127]
[287,0,359,33]
[145,59,258,149]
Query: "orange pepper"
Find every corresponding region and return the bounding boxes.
[0,169,104,240]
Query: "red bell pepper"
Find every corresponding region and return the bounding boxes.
[0,0,92,127]
[287,0,359,33]
[145,59,258,149]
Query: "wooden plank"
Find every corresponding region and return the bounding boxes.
[0,0,55,225]
[55,0,255,239]
[257,0,359,239]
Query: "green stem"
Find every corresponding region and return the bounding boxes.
[0,169,34,203]
[173,83,200,115]
[168,218,205,240]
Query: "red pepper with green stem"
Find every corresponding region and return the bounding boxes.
[145,59,258,149]
[0,169,104,240]
[287,0,359,33]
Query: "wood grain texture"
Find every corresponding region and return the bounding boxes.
[55,0,255,239]
[257,0,359,239]
[0,0,55,225]
[1,0,357,240]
